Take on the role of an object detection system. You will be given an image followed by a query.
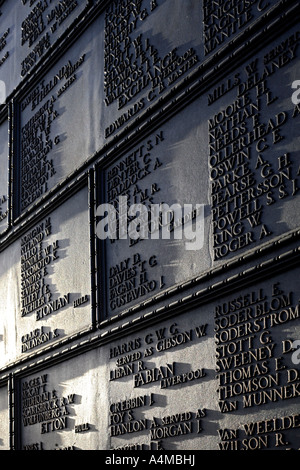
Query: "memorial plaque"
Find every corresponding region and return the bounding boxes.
[20,350,107,450]
[0,187,91,368]
[207,24,300,261]
[106,267,300,450]
[0,0,299,453]
[0,0,89,99]
[0,384,9,450]
[18,27,101,213]
[97,119,209,318]
[18,187,92,355]
[96,22,300,319]
[102,0,299,141]
[16,0,202,212]
[102,0,202,140]
[0,117,8,234]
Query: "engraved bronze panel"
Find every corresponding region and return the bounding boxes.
[0,0,299,453]
[96,22,300,319]
[18,187,92,354]
[0,187,92,368]
[96,120,210,318]
[0,0,88,99]
[17,267,300,450]
[106,268,300,450]
[102,0,202,140]
[19,350,106,450]
[207,24,300,261]
[18,28,100,213]
[203,0,276,56]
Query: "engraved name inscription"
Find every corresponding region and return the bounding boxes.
[104,0,199,137]
[104,130,166,312]
[109,321,208,387]
[209,31,300,259]
[22,374,76,433]
[109,253,161,311]
[20,53,85,210]
[218,413,300,450]
[106,130,164,207]
[20,0,81,77]
[20,218,70,320]
[109,390,206,449]
[21,326,59,353]
[203,0,270,55]
[215,283,300,414]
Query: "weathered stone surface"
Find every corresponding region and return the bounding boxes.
[0,0,299,452]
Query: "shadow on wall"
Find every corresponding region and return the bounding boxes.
[0,81,5,104]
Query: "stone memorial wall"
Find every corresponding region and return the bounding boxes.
[0,0,299,451]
